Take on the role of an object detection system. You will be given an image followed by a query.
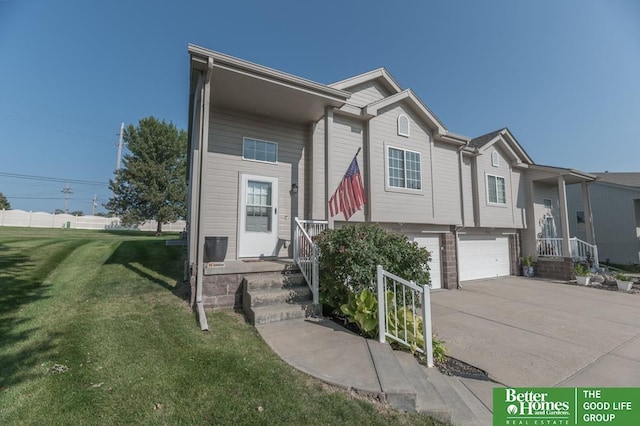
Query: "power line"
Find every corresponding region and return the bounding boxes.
[0,172,108,186]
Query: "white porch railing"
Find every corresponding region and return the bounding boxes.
[293,217,328,306]
[377,265,434,368]
[537,237,599,268]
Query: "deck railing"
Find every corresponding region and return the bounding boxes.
[377,265,434,367]
[537,237,599,268]
[293,217,328,306]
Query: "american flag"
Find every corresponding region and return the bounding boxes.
[329,153,366,221]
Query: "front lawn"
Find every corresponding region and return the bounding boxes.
[0,227,441,425]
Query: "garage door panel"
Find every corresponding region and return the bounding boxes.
[459,235,510,281]
[413,236,441,290]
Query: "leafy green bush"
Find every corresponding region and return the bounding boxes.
[340,288,378,338]
[614,272,629,281]
[573,263,590,277]
[315,223,431,312]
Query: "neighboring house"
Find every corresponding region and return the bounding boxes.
[567,172,640,265]
[186,45,597,313]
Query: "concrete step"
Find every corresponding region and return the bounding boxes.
[366,340,416,412]
[245,285,312,308]
[243,272,305,291]
[248,302,311,325]
[394,351,451,423]
[423,368,494,426]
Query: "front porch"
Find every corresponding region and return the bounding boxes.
[524,165,599,280]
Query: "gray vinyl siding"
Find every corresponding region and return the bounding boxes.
[330,114,365,222]
[583,183,640,264]
[202,109,308,260]
[475,145,525,228]
[343,80,392,108]
[432,142,462,223]
[461,155,475,225]
[369,103,436,223]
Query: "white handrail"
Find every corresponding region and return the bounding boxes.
[537,237,599,268]
[293,217,327,307]
[377,264,433,367]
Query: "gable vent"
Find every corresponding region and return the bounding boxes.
[491,150,500,167]
[398,114,410,137]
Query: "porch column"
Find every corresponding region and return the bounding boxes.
[581,181,595,245]
[557,176,571,257]
[325,107,334,229]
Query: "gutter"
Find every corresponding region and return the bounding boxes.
[195,57,214,331]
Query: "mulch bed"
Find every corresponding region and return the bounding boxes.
[326,313,491,382]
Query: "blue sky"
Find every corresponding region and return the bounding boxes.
[1,0,639,214]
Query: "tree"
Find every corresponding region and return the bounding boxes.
[105,116,187,234]
[0,192,10,210]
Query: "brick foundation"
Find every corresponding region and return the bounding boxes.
[441,229,458,289]
[535,257,573,280]
[202,273,243,309]
[509,233,521,276]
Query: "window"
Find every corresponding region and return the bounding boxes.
[491,150,500,167]
[576,210,585,224]
[543,198,552,209]
[487,174,506,205]
[397,114,410,137]
[388,147,421,190]
[243,138,277,163]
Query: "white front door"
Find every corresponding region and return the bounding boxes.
[413,236,442,289]
[238,174,278,258]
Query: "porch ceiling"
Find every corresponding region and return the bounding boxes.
[529,164,596,185]
[210,66,346,123]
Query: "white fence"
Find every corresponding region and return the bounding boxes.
[0,209,186,232]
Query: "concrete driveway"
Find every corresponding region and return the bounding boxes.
[431,277,640,389]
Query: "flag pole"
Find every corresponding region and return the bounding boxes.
[355,147,361,156]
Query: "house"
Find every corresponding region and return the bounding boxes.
[186,45,598,325]
[567,172,640,265]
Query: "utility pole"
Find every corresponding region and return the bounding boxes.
[116,122,124,171]
[61,183,72,213]
[92,193,97,215]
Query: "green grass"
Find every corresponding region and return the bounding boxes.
[0,227,443,425]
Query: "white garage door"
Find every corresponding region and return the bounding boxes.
[458,235,510,281]
[413,236,442,289]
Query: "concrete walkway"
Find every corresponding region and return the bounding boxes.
[431,276,640,409]
[257,317,494,425]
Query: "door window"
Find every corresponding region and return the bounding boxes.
[246,180,272,232]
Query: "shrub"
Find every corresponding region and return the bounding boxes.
[315,223,431,312]
[614,272,629,281]
[573,263,590,277]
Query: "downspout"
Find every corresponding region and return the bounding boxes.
[454,144,467,289]
[196,57,214,331]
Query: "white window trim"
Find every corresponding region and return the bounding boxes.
[397,114,410,137]
[486,173,507,206]
[491,150,500,167]
[386,145,422,192]
[242,137,278,164]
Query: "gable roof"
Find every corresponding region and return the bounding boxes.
[330,68,402,94]
[468,128,534,165]
[592,172,640,188]
[363,89,448,135]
